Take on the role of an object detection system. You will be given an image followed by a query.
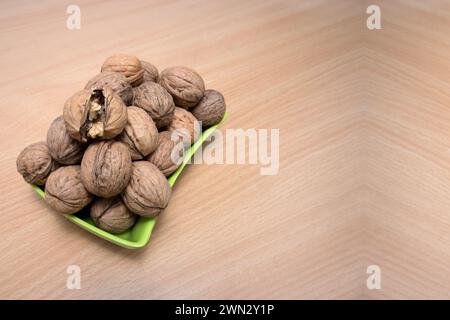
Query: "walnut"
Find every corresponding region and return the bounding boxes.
[167,107,200,144]
[147,131,184,177]
[121,161,171,217]
[117,106,159,160]
[17,141,58,185]
[47,116,85,165]
[63,86,128,143]
[159,66,205,108]
[132,82,175,129]
[101,54,144,87]
[81,140,132,197]
[84,72,133,105]
[90,196,137,234]
[45,165,93,214]
[141,60,159,83]
[190,89,226,126]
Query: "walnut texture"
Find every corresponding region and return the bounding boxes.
[146,131,184,177]
[63,86,128,143]
[167,107,200,145]
[132,82,175,129]
[85,72,133,105]
[121,161,171,217]
[81,140,132,197]
[190,89,226,126]
[90,196,137,234]
[47,116,84,165]
[141,60,159,83]
[16,141,58,185]
[45,165,93,214]
[117,106,159,160]
[101,54,144,87]
[159,66,205,108]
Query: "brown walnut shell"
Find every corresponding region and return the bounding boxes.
[117,106,159,160]
[16,141,58,185]
[159,66,205,108]
[146,131,184,177]
[190,89,226,127]
[132,82,175,129]
[63,86,128,143]
[121,161,171,217]
[81,140,132,197]
[141,60,159,83]
[167,107,200,145]
[101,54,144,87]
[85,72,133,105]
[47,116,84,165]
[90,197,137,234]
[45,165,93,214]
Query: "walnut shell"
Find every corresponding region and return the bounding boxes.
[141,60,159,83]
[85,72,133,105]
[133,82,175,129]
[117,106,159,160]
[121,161,171,217]
[147,131,184,176]
[90,197,137,234]
[63,86,128,143]
[45,165,93,214]
[101,54,144,87]
[17,141,58,185]
[47,116,85,165]
[159,66,205,108]
[190,89,226,126]
[81,140,132,197]
[167,107,200,144]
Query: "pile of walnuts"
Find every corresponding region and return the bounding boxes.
[16,54,226,234]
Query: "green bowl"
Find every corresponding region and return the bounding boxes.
[33,113,227,249]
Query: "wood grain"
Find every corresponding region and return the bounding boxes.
[6,0,449,299]
[363,0,450,299]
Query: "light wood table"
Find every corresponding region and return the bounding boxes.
[363,0,450,299]
[0,0,448,300]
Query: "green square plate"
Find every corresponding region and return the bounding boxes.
[32,113,227,249]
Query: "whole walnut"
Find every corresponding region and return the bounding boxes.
[17,141,58,185]
[45,165,93,214]
[147,131,184,177]
[133,82,175,129]
[141,60,159,83]
[90,197,137,234]
[121,161,171,217]
[167,107,200,144]
[47,116,84,165]
[101,54,144,87]
[81,140,132,197]
[159,66,205,108]
[190,89,226,126]
[84,72,133,105]
[63,86,128,143]
[117,106,159,160]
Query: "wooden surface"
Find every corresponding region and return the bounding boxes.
[0,0,448,300]
[364,0,450,299]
